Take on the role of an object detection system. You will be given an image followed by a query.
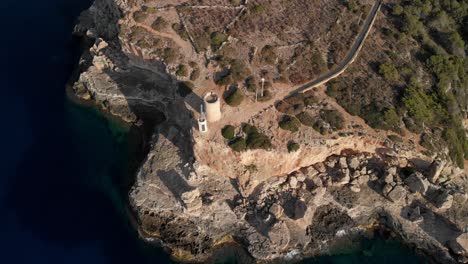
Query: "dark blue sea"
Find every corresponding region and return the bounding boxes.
[0,0,427,263]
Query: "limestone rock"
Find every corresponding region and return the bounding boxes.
[325,158,337,168]
[350,184,361,193]
[339,157,348,168]
[269,204,283,218]
[314,163,327,173]
[289,176,298,189]
[382,184,393,196]
[404,172,429,194]
[428,159,447,183]
[296,173,306,182]
[358,175,370,185]
[448,233,468,255]
[387,185,407,202]
[408,206,423,223]
[306,166,319,178]
[384,172,394,184]
[348,156,360,170]
[433,191,453,209]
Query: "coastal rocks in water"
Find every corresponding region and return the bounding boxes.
[427,159,447,183]
[404,172,429,194]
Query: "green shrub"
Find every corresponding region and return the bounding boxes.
[221,125,236,139]
[210,32,227,51]
[240,123,272,150]
[246,131,272,150]
[176,64,188,77]
[133,11,147,23]
[320,110,344,130]
[312,119,327,135]
[242,123,258,135]
[378,62,399,82]
[163,48,177,64]
[229,137,247,152]
[172,23,190,40]
[151,17,167,31]
[279,115,301,132]
[287,142,300,153]
[403,86,438,128]
[224,88,244,106]
[296,112,315,127]
[245,76,257,92]
[257,90,272,102]
[177,81,193,97]
[251,4,265,14]
[303,95,319,106]
[260,45,277,65]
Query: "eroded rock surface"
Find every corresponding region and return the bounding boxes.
[70,0,468,263]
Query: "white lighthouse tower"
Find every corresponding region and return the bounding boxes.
[203,91,222,123]
[198,104,208,133]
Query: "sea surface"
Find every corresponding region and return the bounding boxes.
[0,0,427,263]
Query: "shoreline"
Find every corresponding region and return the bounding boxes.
[65,84,440,264]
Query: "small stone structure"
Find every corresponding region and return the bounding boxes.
[204,91,221,123]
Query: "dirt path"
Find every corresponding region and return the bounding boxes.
[135,22,198,59]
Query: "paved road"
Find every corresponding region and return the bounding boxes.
[286,0,382,98]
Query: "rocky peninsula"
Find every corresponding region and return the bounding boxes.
[70,0,468,263]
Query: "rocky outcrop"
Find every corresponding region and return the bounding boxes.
[404,172,429,194]
[69,0,468,263]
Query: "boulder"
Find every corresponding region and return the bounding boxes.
[387,185,407,202]
[352,170,361,179]
[384,172,394,184]
[382,184,393,196]
[306,166,319,178]
[404,172,429,194]
[360,167,367,175]
[408,206,423,223]
[296,173,306,182]
[339,157,348,169]
[289,176,299,189]
[358,175,370,185]
[314,163,327,173]
[387,167,397,175]
[337,169,350,185]
[269,203,284,218]
[348,156,360,170]
[427,159,446,183]
[433,190,453,209]
[350,184,361,193]
[325,158,337,168]
[311,176,323,188]
[448,233,468,255]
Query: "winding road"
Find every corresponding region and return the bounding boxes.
[287,0,382,98]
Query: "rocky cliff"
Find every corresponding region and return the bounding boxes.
[71,0,468,263]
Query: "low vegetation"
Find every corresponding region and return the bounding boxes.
[326,0,468,167]
[151,17,167,31]
[224,87,244,106]
[279,115,301,133]
[221,125,236,140]
[287,142,300,153]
